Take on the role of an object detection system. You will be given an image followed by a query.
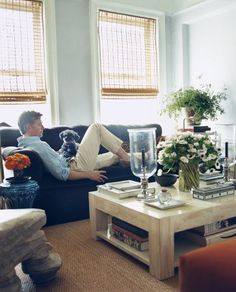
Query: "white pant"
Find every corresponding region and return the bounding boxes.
[70,123,122,171]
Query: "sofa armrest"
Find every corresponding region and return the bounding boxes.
[2,147,45,183]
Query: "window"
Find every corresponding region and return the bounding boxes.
[0,0,47,103]
[98,10,158,98]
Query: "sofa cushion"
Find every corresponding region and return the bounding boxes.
[42,126,75,151]
[39,165,133,190]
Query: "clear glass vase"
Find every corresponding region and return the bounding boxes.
[179,162,199,192]
[128,128,157,201]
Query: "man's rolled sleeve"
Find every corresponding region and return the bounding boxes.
[38,144,71,181]
[18,137,71,181]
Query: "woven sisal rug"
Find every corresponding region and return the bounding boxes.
[17,220,179,291]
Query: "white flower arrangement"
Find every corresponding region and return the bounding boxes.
[157,132,220,174]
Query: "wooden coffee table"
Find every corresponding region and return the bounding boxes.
[89,182,236,280]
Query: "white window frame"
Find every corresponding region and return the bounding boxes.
[89,0,167,122]
[0,0,47,103]
[0,0,59,127]
[44,0,59,125]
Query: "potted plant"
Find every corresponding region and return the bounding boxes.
[162,83,227,125]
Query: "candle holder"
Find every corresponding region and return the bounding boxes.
[215,123,236,165]
[224,141,230,182]
[128,128,157,201]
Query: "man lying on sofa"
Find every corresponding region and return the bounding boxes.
[17,111,130,183]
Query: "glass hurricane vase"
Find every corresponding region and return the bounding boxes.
[128,128,157,201]
[179,162,199,192]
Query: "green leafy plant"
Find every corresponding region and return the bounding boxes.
[162,83,227,122]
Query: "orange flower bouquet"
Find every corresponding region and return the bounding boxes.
[5,153,31,178]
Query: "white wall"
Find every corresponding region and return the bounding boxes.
[188,7,236,125]
[48,0,210,131]
[0,0,216,130]
[52,0,236,135]
[54,0,93,126]
[171,0,236,129]
[53,0,173,130]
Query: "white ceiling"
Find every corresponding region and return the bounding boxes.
[170,0,208,13]
[110,0,208,14]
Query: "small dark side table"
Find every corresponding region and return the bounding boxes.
[0,179,39,208]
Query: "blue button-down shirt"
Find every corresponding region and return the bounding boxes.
[17,136,70,181]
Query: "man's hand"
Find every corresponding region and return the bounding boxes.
[87,170,108,182]
[68,169,108,182]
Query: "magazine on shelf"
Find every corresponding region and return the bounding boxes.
[97,180,156,199]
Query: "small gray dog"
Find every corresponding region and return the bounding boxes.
[58,129,80,161]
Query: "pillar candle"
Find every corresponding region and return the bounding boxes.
[141,149,146,168]
[225,142,228,158]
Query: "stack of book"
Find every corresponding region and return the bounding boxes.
[97,180,156,199]
[193,125,211,133]
[192,182,235,200]
[199,172,224,187]
[110,217,149,251]
[183,216,236,246]
[178,125,211,133]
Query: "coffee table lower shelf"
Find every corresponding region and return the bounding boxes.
[96,229,202,267]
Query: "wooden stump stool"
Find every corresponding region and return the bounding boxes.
[0,209,62,291]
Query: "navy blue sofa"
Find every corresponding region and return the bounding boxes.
[0,124,162,225]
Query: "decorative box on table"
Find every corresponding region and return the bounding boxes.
[0,179,39,208]
[192,183,235,200]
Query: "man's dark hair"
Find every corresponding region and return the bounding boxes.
[18,111,42,134]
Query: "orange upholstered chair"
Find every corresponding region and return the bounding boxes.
[179,238,236,292]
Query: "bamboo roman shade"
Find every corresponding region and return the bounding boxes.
[0,0,47,103]
[98,10,158,98]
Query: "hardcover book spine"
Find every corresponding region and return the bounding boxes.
[204,220,229,235]
[190,218,236,236]
[112,217,148,238]
[199,179,224,187]
[184,227,236,246]
[192,185,234,195]
[111,224,148,242]
[111,228,148,251]
[97,186,140,197]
